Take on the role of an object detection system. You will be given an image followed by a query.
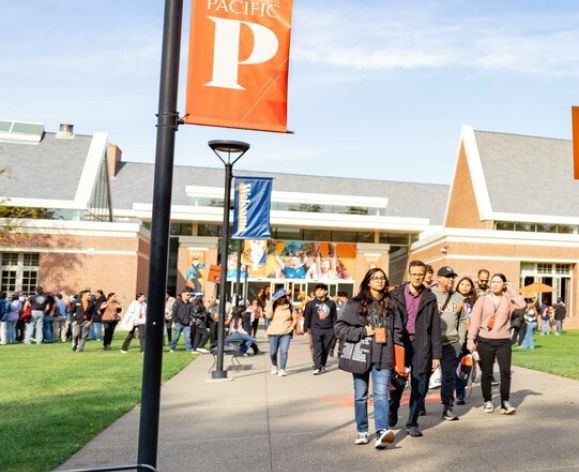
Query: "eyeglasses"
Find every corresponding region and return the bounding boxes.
[370,277,387,282]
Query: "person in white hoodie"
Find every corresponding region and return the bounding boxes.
[120,293,147,353]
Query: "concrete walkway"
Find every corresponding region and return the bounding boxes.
[59,335,579,472]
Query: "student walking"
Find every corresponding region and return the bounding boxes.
[303,283,338,375]
[554,298,566,335]
[121,293,147,353]
[265,289,297,377]
[519,302,538,350]
[100,292,122,350]
[389,260,441,438]
[70,290,96,352]
[335,268,404,449]
[431,266,466,421]
[467,273,526,414]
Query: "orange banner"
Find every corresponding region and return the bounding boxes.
[184,0,293,132]
[573,106,579,180]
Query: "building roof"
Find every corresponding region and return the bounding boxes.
[474,130,577,219]
[110,163,449,225]
[0,132,93,201]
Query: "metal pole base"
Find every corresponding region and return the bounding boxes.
[211,369,228,380]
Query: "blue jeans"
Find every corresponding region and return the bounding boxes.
[6,320,17,343]
[91,322,103,340]
[540,319,550,335]
[353,367,391,433]
[520,322,536,349]
[227,332,255,354]
[25,310,44,344]
[170,323,192,351]
[268,334,291,369]
[556,320,563,335]
[43,315,53,342]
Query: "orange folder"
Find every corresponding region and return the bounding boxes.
[394,344,407,377]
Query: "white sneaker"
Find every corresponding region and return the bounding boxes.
[483,401,494,413]
[500,401,516,415]
[354,432,369,445]
[374,429,396,449]
[278,369,287,377]
[120,350,128,354]
[196,347,210,354]
[271,366,278,375]
[313,369,321,375]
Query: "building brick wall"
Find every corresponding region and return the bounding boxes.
[444,142,492,230]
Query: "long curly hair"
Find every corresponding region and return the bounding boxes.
[352,268,394,317]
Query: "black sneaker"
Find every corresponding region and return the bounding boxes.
[442,407,459,421]
[406,426,423,437]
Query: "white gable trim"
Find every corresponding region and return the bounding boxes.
[74,132,108,207]
[461,126,493,220]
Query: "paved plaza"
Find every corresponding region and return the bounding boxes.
[59,336,579,472]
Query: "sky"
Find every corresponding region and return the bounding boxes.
[2,0,579,185]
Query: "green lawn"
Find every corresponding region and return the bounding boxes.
[0,335,195,472]
[512,329,579,380]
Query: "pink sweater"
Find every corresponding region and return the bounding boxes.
[467,287,526,346]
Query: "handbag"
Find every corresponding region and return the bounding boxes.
[338,337,372,374]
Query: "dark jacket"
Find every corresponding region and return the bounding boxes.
[172,299,193,326]
[92,296,106,322]
[303,297,337,331]
[334,298,404,371]
[554,304,566,321]
[391,283,442,374]
[71,298,96,323]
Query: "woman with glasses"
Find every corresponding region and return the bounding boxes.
[335,268,404,449]
[467,273,526,414]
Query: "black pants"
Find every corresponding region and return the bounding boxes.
[477,338,512,403]
[440,343,460,407]
[191,325,210,350]
[121,325,145,352]
[102,320,118,348]
[242,314,252,335]
[517,324,527,345]
[311,328,334,370]
[165,320,173,343]
[389,338,430,427]
[251,319,259,338]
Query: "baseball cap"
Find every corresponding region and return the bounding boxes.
[437,266,458,278]
[272,289,287,301]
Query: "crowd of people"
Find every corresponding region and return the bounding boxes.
[0,263,569,452]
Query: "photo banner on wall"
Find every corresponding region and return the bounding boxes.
[184,0,293,132]
[232,176,273,239]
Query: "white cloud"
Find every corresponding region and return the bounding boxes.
[292,4,579,77]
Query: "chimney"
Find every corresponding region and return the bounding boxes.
[107,143,123,178]
[55,123,74,139]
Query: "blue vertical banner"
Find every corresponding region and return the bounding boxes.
[232,176,273,239]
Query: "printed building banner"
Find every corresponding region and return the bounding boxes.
[234,240,356,281]
[184,0,293,132]
[232,176,273,239]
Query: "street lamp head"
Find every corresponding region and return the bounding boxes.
[208,140,250,165]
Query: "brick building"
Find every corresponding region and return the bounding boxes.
[1,120,577,327]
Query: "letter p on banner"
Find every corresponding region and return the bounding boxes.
[184,0,293,133]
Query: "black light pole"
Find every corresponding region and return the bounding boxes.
[209,140,250,379]
[137,0,182,469]
[234,239,243,307]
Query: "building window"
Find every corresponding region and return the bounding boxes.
[198,224,222,237]
[0,252,39,294]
